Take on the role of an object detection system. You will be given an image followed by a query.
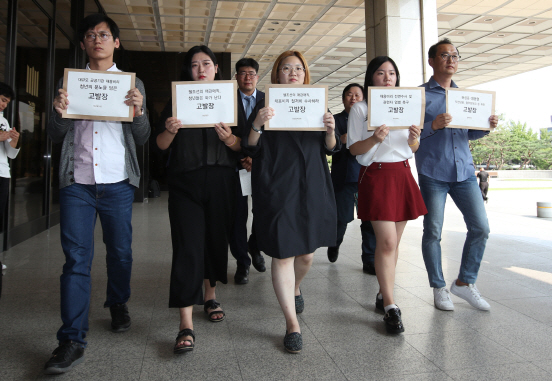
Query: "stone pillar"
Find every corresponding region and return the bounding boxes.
[365,0,438,86]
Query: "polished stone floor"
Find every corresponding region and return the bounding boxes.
[1,182,552,380]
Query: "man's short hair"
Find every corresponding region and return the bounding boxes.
[428,38,459,59]
[342,83,364,100]
[78,13,120,42]
[0,82,15,100]
[235,58,259,73]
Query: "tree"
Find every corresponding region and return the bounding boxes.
[469,114,511,169]
[532,129,552,170]
[506,120,540,169]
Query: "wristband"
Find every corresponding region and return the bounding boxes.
[252,124,263,134]
[225,135,237,147]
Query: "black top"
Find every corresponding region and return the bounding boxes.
[330,109,362,190]
[477,170,489,182]
[157,100,245,175]
[242,98,341,258]
[236,90,265,167]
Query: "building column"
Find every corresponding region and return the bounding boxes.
[365,0,438,86]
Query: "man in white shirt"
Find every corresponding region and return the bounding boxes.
[44,14,150,374]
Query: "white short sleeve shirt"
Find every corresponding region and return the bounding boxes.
[347,101,413,167]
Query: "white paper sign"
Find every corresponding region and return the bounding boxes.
[265,85,328,131]
[368,87,425,130]
[239,169,252,196]
[172,80,237,128]
[63,69,135,121]
[446,89,496,130]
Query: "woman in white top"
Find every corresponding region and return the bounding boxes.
[347,56,427,334]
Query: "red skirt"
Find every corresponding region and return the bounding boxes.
[357,161,427,222]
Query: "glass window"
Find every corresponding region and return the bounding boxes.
[0,1,7,83]
[49,26,72,213]
[8,1,51,228]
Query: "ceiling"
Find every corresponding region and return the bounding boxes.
[4,0,552,113]
[100,0,367,112]
[100,0,552,112]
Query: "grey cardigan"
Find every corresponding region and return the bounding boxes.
[47,77,151,189]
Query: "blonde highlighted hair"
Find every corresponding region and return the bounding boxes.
[270,51,311,85]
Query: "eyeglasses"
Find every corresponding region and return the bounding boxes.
[237,72,257,78]
[439,53,461,62]
[280,65,305,75]
[84,33,113,42]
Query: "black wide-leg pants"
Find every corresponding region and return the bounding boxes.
[168,166,236,308]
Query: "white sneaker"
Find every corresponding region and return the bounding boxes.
[451,281,491,311]
[433,287,454,311]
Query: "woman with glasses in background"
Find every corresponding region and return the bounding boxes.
[242,51,339,354]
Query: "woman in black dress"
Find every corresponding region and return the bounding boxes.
[243,51,340,353]
[157,45,242,353]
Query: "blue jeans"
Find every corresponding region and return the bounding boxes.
[419,175,490,288]
[57,181,135,345]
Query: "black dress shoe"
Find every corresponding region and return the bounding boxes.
[234,266,249,284]
[248,241,266,272]
[383,307,405,334]
[363,263,376,275]
[44,341,84,375]
[375,295,384,312]
[110,303,131,332]
[327,246,339,263]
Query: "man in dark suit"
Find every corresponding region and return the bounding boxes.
[230,58,266,284]
[328,84,376,274]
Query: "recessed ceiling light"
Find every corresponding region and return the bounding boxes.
[528,21,536,25]
[457,31,465,35]
[268,28,274,31]
[484,18,493,22]
[293,23,301,26]
[289,29,296,32]
[271,21,279,25]
[497,34,505,37]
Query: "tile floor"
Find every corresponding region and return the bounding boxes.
[1,185,551,380]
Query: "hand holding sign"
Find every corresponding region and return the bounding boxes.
[407,125,421,146]
[372,125,389,143]
[165,117,183,135]
[431,113,453,131]
[53,89,70,116]
[252,106,275,131]
[323,112,335,135]
[125,87,143,116]
[489,115,498,128]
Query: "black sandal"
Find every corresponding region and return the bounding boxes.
[204,299,226,322]
[174,328,195,354]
